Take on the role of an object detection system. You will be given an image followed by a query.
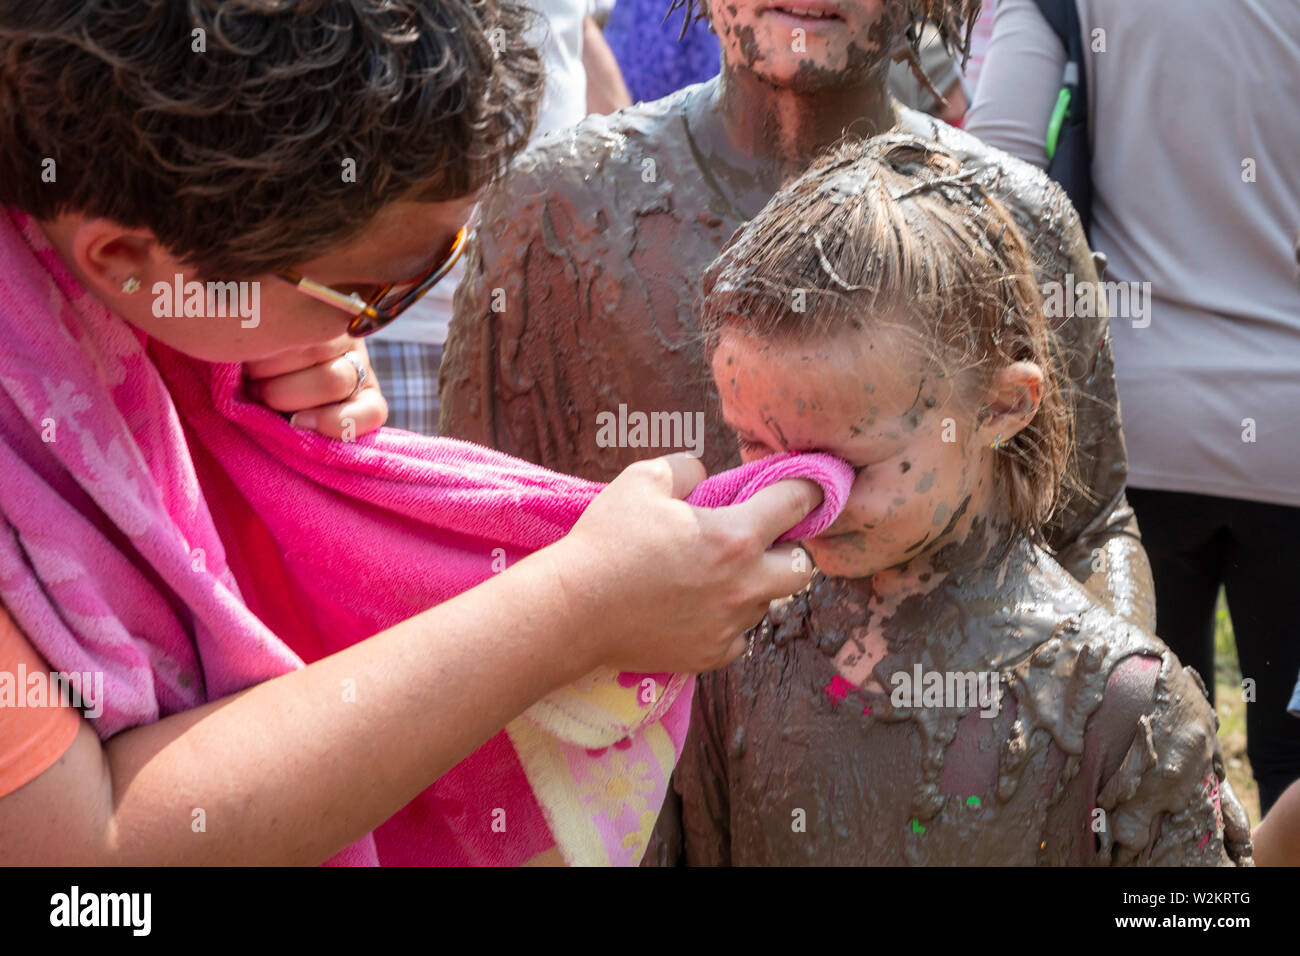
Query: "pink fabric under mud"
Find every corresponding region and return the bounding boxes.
[0,208,852,865]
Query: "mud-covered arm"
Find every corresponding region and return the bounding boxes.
[440,162,597,474]
[905,112,1156,631]
[1098,657,1253,866]
[1034,214,1155,632]
[656,667,733,866]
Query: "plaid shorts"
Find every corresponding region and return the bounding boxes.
[366,339,442,436]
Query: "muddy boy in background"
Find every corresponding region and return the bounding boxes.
[441,0,1152,629]
[676,135,1250,865]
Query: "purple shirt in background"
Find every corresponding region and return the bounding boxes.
[604,0,719,103]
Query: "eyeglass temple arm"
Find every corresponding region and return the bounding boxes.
[287,275,377,317]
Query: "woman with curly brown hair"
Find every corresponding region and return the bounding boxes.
[0,0,825,865]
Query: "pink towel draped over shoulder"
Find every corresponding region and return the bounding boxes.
[0,208,853,865]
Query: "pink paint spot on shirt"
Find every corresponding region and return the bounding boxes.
[825,674,855,707]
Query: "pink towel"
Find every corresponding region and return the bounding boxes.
[0,207,853,865]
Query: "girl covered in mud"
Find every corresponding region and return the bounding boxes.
[666,134,1253,866]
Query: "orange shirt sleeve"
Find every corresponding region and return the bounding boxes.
[0,607,81,798]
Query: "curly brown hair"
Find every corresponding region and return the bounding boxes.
[0,0,543,278]
[701,134,1077,537]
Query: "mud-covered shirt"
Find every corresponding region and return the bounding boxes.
[649,545,1252,866]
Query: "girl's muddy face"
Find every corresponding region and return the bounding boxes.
[708,0,905,91]
[712,325,996,579]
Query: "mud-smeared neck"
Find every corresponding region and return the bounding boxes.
[803,514,1013,654]
[686,67,896,219]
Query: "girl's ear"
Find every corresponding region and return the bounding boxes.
[977,361,1043,445]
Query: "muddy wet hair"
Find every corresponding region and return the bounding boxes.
[666,0,984,68]
[0,0,543,279]
[700,134,1077,537]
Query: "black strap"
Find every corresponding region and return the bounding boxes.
[1030,0,1093,236]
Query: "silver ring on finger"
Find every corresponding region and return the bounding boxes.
[342,352,368,400]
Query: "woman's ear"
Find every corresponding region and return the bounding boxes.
[39,212,168,307]
[71,218,164,300]
[977,361,1043,445]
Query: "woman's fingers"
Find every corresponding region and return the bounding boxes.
[719,478,824,547]
[243,335,356,380]
[721,632,752,667]
[245,338,389,439]
[254,352,368,412]
[759,543,816,600]
[289,387,389,438]
[556,454,822,675]
[617,452,708,501]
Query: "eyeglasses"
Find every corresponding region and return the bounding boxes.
[277,225,473,338]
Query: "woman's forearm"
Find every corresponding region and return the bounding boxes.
[0,458,819,865]
[9,546,595,866]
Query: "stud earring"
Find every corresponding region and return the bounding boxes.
[990,434,1004,450]
[121,277,141,294]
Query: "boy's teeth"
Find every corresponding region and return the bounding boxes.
[777,6,834,18]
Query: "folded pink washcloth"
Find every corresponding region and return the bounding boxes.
[685,451,853,542]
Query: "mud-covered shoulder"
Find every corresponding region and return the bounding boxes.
[1001,554,1251,865]
[476,87,697,252]
[1098,651,1253,866]
[895,106,1088,274]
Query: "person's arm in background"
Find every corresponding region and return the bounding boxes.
[583,15,632,113]
[965,0,1066,168]
[0,457,822,865]
[1253,777,1300,866]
